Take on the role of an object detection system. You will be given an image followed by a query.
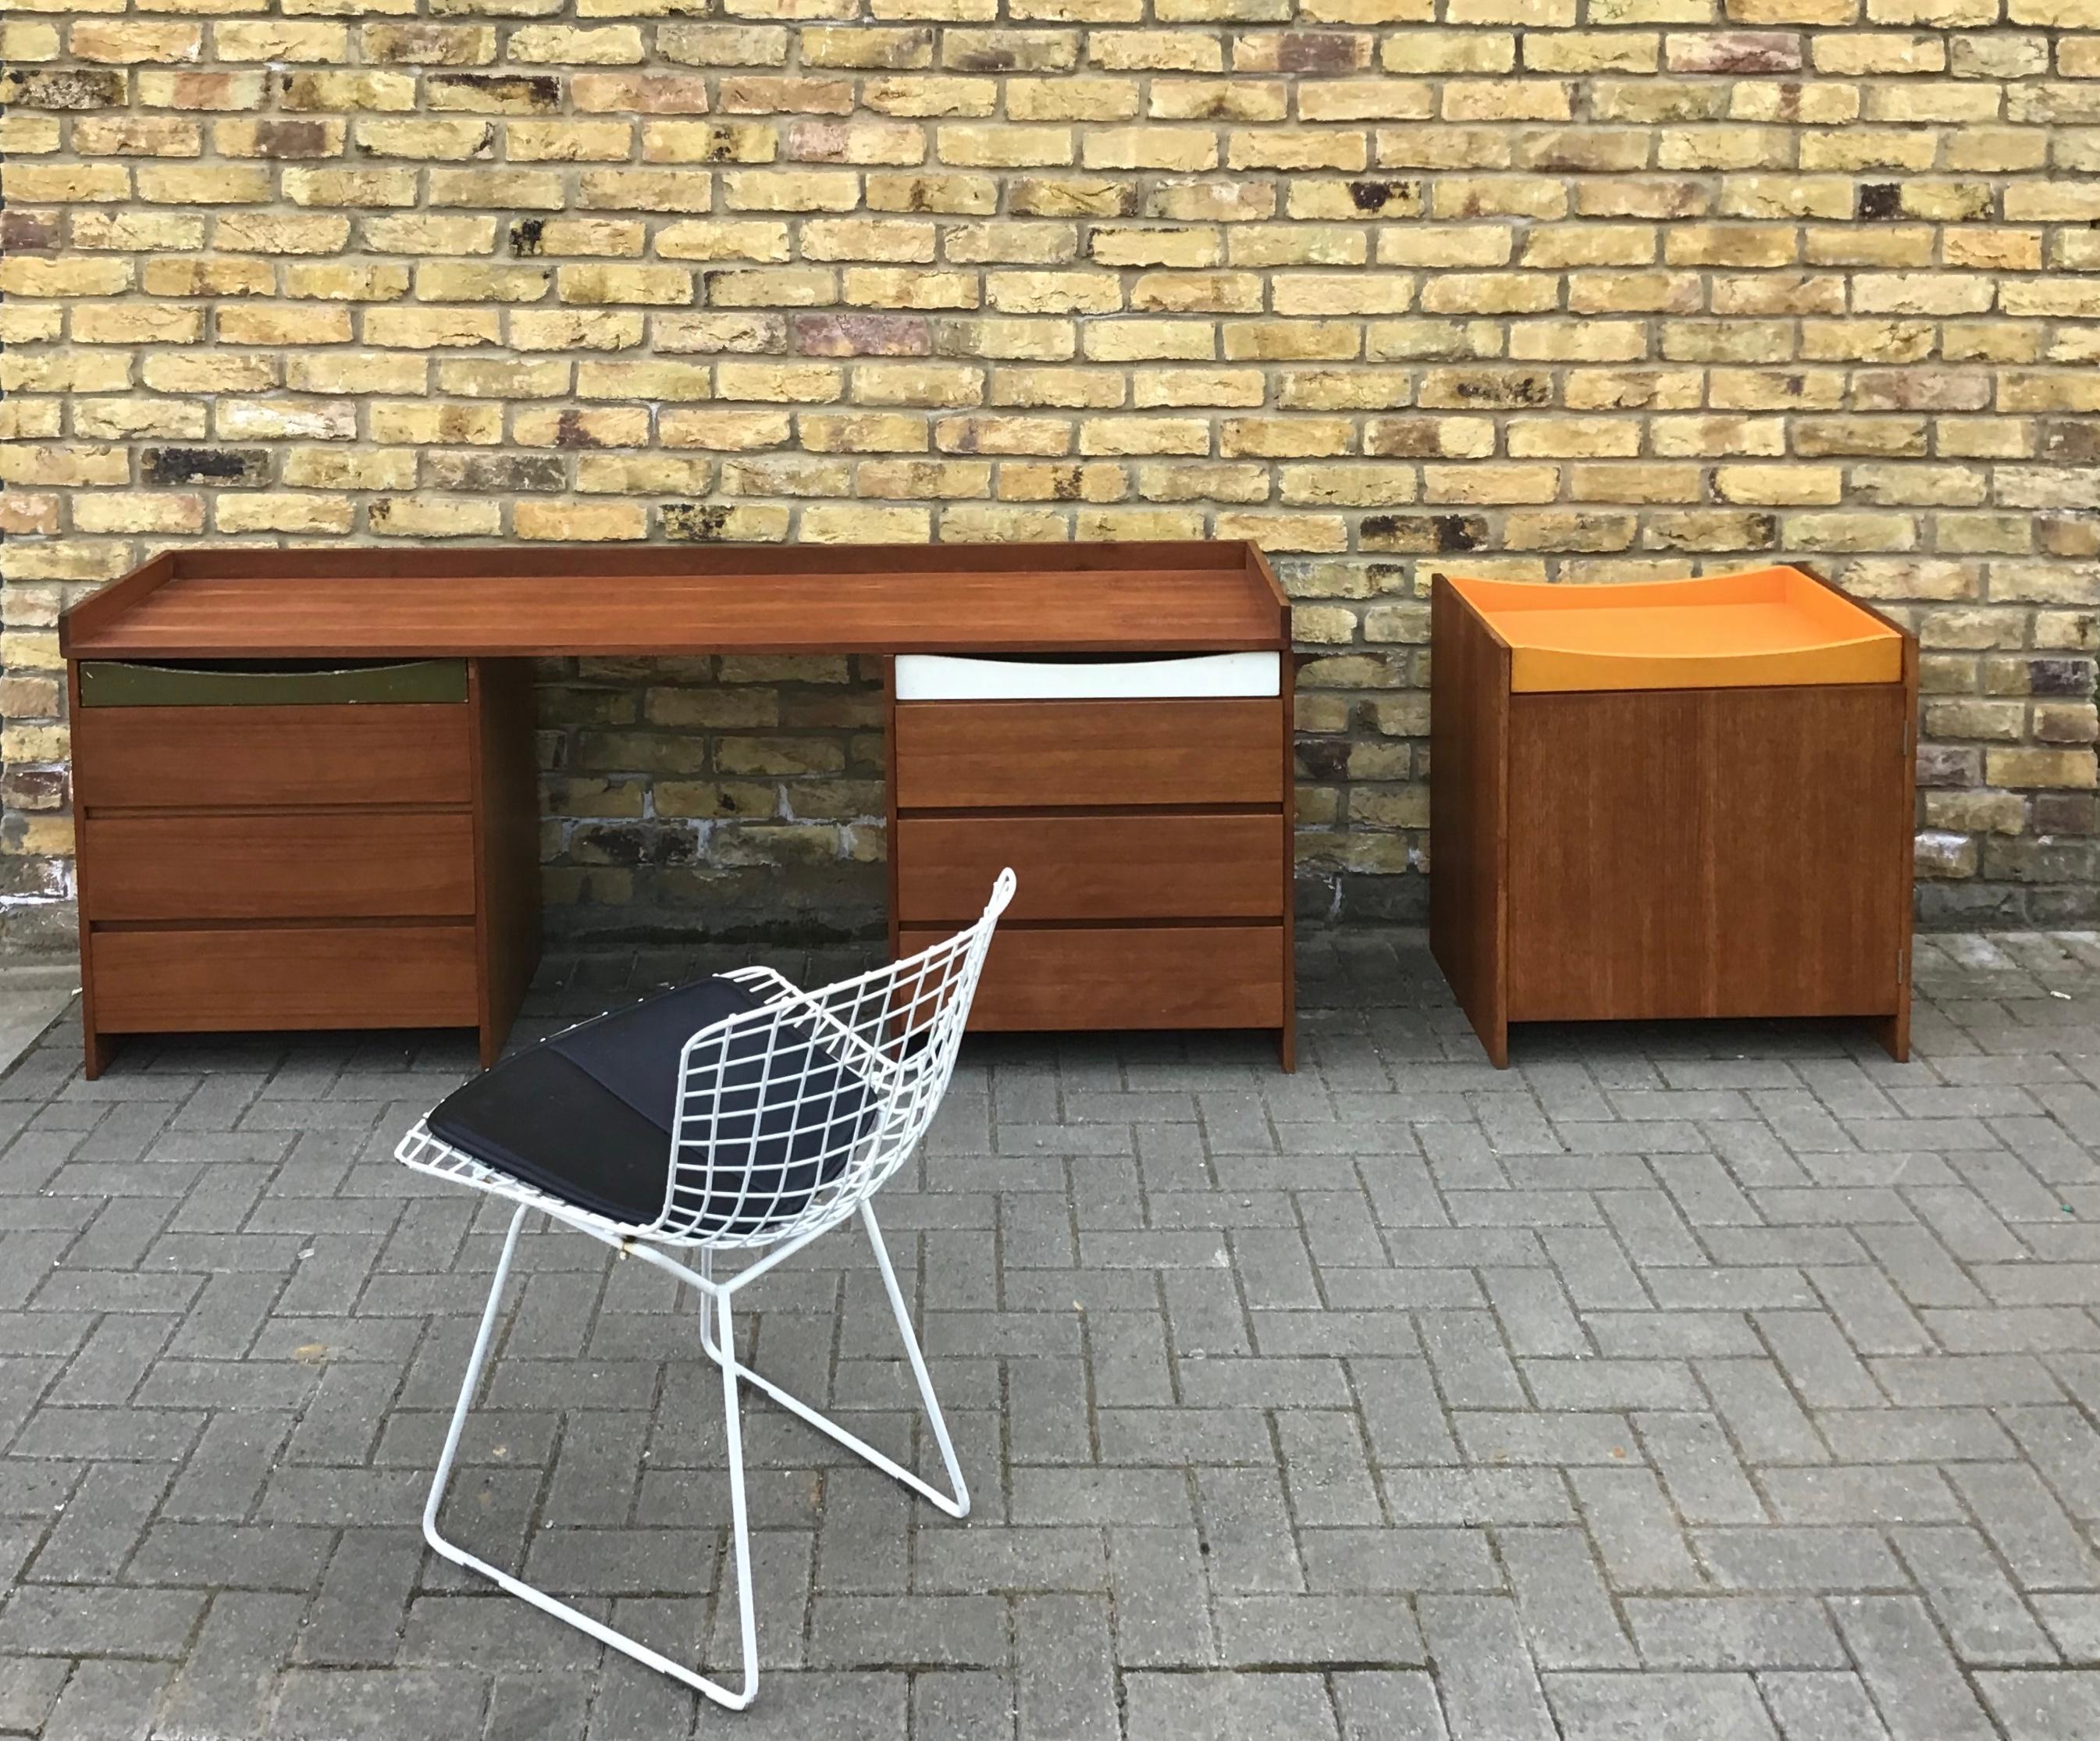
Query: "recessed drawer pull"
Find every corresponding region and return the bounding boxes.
[895,651,1280,703]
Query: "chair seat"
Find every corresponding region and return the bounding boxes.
[427,976,872,1231]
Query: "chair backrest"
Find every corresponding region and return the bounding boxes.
[654,870,1016,1248]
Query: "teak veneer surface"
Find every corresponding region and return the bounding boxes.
[896,923,1288,1032]
[1505,685,1907,1021]
[81,812,477,922]
[894,812,1284,924]
[91,924,481,1032]
[60,543,1290,659]
[73,704,473,810]
[893,699,1286,810]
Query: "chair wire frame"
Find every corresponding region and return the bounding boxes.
[393,870,1016,1710]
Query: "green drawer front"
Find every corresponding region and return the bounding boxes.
[79,658,468,708]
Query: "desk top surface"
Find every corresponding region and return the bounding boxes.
[61,542,1290,660]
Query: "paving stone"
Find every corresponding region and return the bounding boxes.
[1892,1525,2059,1665]
[1831,1594,1998,1741]
[1419,1595,1554,1741]
[1298,1528,1501,1596]
[480,1673,593,1741]
[1978,1668,2100,1740]
[1212,1594,1424,1668]
[1945,1462,2100,1590]
[1013,1596,1113,1741]
[1755,1671,1893,1741]
[909,1670,1014,1741]
[1106,1526,1215,1668]
[269,1668,490,1741]
[1570,1469,1704,1593]
[1123,1671,1338,1741]
[807,1597,1008,1670]
[1624,1597,1846,1670]
[1333,1669,1450,1740]
[1696,1529,1910,1593]
[1544,1670,1778,1741]
[1498,1527,1638,1670]
[2033,1593,2100,1662]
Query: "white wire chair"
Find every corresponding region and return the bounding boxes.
[394,870,1015,1710]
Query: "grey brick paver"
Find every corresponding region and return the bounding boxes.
[5,936,2100,1736]
[1833,1594,1999,1741]
[1757,1671,1895,1741]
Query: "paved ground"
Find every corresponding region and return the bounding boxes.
[3,932,2100,1739]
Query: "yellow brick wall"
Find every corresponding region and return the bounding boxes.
[5,3,2100,945]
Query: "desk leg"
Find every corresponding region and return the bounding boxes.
[1868,1001,1910,1064]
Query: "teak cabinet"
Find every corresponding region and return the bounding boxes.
[1430,566,1918,1067]
[70,657,539,1077]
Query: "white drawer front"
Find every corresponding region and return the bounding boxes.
[896,650,1280,703]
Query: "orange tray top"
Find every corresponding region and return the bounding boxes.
[1447,567,1904,692]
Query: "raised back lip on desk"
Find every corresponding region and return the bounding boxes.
[60,540,1294,660]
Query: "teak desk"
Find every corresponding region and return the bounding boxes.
[59,542,1297,1077]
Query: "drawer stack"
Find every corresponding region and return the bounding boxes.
[71,657,539,1076]
[888,651,1295,1066]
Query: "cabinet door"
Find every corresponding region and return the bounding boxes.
[1505,690,1712,1021]
[1506,685,1906,1021]
[1702,685,1908,1018]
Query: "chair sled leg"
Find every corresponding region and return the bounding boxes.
[422,1205,760,1710]
[695,1203,969,1519]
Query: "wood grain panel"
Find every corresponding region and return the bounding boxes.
[893,699,1284,810]
[1506,690,1713,1022]
[899,923,1287,1032]
[91,924,479,1031]
[894,813,1285,924]
[62,547,1291,660]
[73,703,472,810]
[1506,685,1904,1022]
[1427,578,1514,1066]
[1703,685,1908,1018]
[82,813,475,921]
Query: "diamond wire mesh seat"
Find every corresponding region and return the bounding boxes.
[394,870,1015,1710]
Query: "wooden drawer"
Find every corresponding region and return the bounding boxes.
[90,923,479,1032]
[899,922,1287,1031]
[895,651,1280,702]
[895,812,1283,924]
[83,813,477,922]
[78,658,468,709]
[73,703,472,810]
[892,699,1284,810]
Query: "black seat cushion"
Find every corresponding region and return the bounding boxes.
[426,977,874,1232]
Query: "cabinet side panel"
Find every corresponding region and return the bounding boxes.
[69,661,115,1077]
[1429,580,1511,1059]
[472,658,543,1066]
